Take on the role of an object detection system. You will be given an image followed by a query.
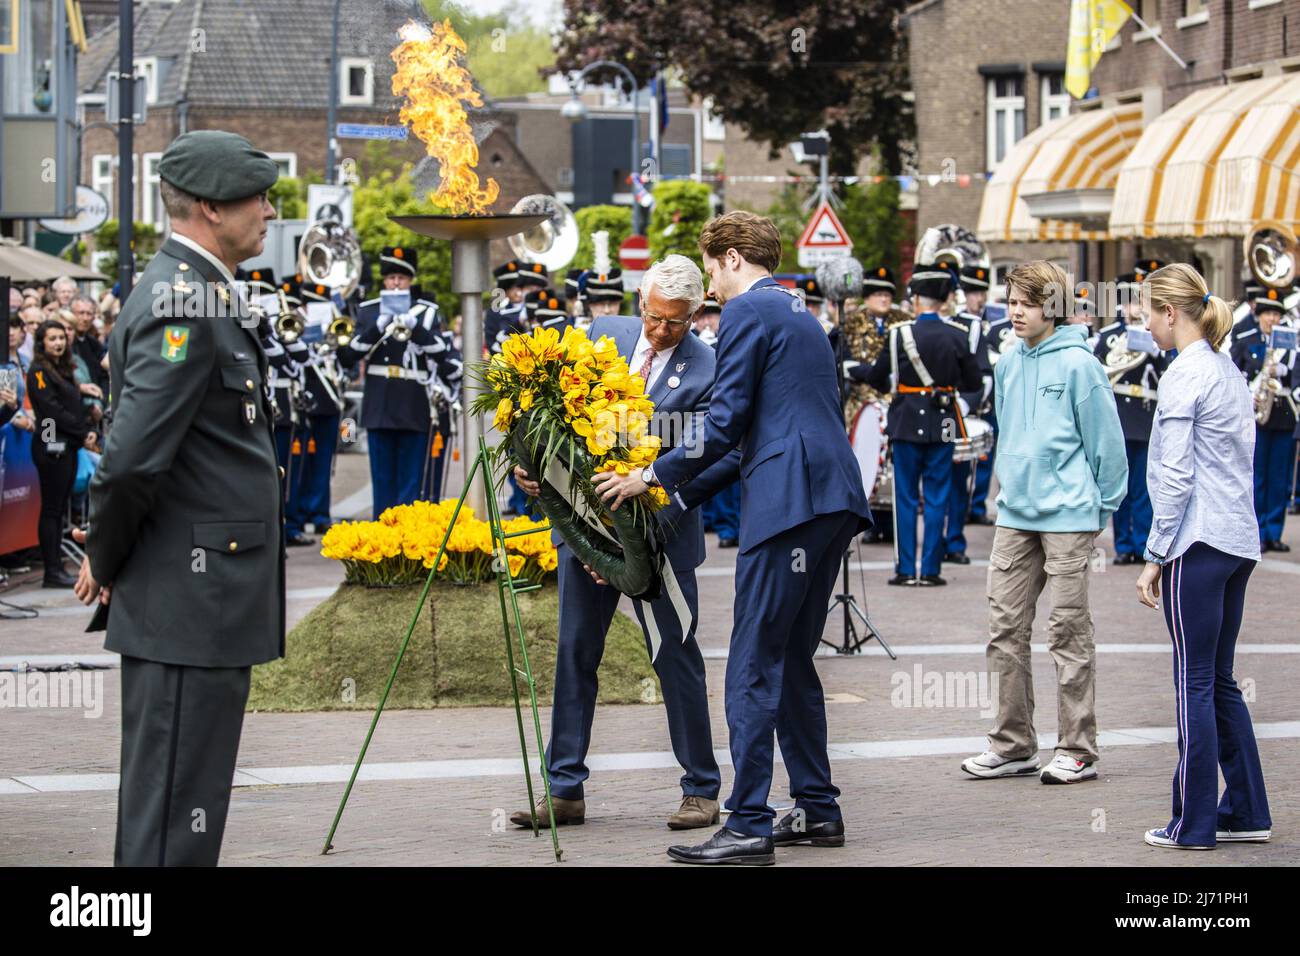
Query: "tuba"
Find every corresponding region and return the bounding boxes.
[1244,220,1299,423]
[506,194,579,273]
[1103,330,1148,382]
[298,218,363,302]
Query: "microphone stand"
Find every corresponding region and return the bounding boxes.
[822,295,895,658]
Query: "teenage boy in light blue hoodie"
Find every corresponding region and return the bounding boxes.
[962,260,1128,785]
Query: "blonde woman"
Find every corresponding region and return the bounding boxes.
[1136,264,1271,850]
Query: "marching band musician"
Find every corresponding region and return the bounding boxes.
[942,265,994,565]
[973,302,1020,525]
[268,275,308,536]
[694,295,739,549]
[794,276,830,332]
[337,246,453,518]
[856,265,902,540]
[284,280,348,541]
[1095,274,1167,565]
[485,261,529,354]
[530,288,571,333]
[584,269,626,319]
[846,263,982,586]
[1231,289,1297,552]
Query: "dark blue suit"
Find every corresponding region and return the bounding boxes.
[545,315,721,802]
[653,276,872,836]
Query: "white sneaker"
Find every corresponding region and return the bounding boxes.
[1216,828,1271,843]
[1144,827,1213,850]
[1039,754,1098,784]
[960,750,1040,779]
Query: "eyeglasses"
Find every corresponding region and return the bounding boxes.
[643,311,691,330]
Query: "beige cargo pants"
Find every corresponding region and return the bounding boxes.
[985,526,1100,763]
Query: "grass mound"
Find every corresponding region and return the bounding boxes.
[247,581,660,711]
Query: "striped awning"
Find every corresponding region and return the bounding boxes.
[1110,74,1300,238]
[977,102,1145,243]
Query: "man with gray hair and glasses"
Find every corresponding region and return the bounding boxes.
[509,254,737,832]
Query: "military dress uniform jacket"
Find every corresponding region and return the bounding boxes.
[853,314,983,443]
[87,237,286,669]
[338,297,458,432]
[1093,321,1168,442]
[1231,321,1298,433]
[951,309,994,413]
[484,300,528,354]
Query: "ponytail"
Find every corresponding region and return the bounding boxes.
[1145,263,1234,350]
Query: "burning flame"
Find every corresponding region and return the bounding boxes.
[392,19,500,215]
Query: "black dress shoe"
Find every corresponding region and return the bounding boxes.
[1265,540,1291,553]
[943,551,971,565]
[887,574,916,586]
[285,532,316,547]
[1113,553,1138,565]
[917,574,947,587]
[772,812,845,847]
[667,826,775,865]
[967,513,995,526]
[717,537,738,549]
[42,570,78,589]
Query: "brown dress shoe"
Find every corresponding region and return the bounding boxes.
[667,795,721,830]
[509,796,585,829]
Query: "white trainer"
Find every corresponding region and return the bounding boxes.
[960,750,1040,779]
[1216,828,1271,843]
[1039,753,1098,784]
[1144,827,1213,850]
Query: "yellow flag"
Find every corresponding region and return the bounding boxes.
[1066,0,1133,98]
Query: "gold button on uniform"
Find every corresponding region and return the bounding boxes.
[228,541,238,552]
[245,379,254,390]
[178,262,190,271]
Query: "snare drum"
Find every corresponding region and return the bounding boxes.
[849,401,888,501]
[952,416,993,463]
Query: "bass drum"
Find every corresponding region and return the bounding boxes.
[849,401,889,505]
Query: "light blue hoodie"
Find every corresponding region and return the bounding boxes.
[993,323,1128,532]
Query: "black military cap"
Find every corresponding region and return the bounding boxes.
[277,277,302,308]
[158,130,279,201]
[1073,283,1096,314]
[494,261,520,288]
[959,264,991,292]
[585,269,625,303]
[235,266,277,296]
[909,262,953,301]
[300,281,331,303]
[515,262,549,289]
[380,246,417,277]
[797,275,824,305]
[1244,282,1265,301]
[862,265,896,295]
[1256,285,1285,312]
[525,288,565,321]
[1133,258,1165,280]
[701,295,722,315]
[563,268,584,301]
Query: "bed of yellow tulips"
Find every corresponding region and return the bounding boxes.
[320,498,558,587]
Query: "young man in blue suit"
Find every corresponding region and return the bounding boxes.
[594,212,873,865]
[511,255,725,831]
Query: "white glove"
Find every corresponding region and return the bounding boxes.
[958,396,971,416]
[400,313,418,330]
[1270,363,1283,379]
[377,314,393,332]
[842,360,862,376]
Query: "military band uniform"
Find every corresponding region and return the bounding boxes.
[1094,318,1167,562]
[337,288,453,517]
[853,273,982,583]
[972,310,1015,522]
[943,304,992,562]
[1231,309,1297,550]
[85,131,284,866]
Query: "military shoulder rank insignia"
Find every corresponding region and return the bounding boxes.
[162,325,190,363]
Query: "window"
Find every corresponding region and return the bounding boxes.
[1135,0,1162,40]
[142,152,163,227]
[1041,73,1069,124]
[1177,0,1208,28]
[702,97,726,142]
[986,75,1026,169]
[266,152,297,178]
[133,57,159,105]
[1184,0,1206,14]
[339,57,373,106]
[92,154,114,217]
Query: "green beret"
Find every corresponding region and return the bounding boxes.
[158,130,279,201]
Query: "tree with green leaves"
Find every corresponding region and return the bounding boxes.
[555,0,914,175]
[92,220,161,280]
[422,0,555,100]
[647,181,711,268]
[756,175,903,277]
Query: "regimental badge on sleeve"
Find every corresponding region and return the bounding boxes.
[162,325,190,363]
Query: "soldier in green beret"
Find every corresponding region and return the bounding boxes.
[74,130,284,866]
